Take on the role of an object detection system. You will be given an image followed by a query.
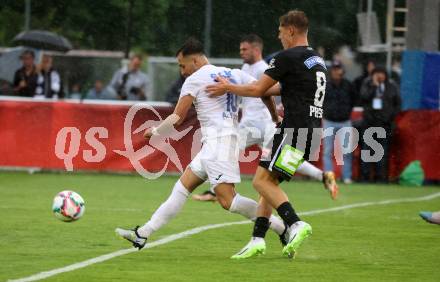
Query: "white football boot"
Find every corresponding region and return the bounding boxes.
[115,226,147,250]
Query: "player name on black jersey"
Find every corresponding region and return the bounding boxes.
[264,46,328,130]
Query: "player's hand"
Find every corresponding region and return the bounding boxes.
[18,80,26,89]
[372,74,380,86]
[143,128,154,140]
[274,115,283,126]
[206,76,230,97]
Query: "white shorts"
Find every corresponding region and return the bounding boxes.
[238,119,277,150]
[189,135,240,191]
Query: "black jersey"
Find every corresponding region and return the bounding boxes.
[264,46,327,129]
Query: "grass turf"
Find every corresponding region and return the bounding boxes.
[1,171,439,282]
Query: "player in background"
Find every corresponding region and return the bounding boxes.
[193,34,337,203]
[207,10,330,259]
[116,38,290,250]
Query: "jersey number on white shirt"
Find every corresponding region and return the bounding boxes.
[226,93,238,112]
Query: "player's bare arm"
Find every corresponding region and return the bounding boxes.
[261,96,281,124]
[144,95,194,139]
[265,83,281,96]
[206,74,277,98]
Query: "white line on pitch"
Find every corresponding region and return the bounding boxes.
[8,191,440,282]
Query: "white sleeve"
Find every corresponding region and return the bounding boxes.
[254,62,268,79]
[109,70,121,91]
[179,76,201,98]
[51,71,61,92]
[237,69,257,85]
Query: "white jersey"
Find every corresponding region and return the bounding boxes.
[240,60,272,122]
[180,64,256,142]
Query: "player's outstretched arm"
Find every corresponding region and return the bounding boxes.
[265,83,281,96]
[206,74,277,98]
[144,95,194,139]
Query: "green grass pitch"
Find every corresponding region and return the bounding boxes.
[1,171,439,282]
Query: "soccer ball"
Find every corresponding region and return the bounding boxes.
[52,190,85,222]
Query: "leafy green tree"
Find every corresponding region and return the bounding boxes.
[0,0,372,58]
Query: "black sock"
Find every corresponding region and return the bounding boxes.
[252,217,270,238]
[276,202,300,227]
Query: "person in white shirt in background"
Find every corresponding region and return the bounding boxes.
[109,54,150,101]
[35,54,64,99]
[192,34,338,202]
[85,79,115,100]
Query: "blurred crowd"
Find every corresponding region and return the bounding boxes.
[0,50,150,101]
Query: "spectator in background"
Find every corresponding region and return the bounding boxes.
[110,54,150,101]
[35,54,64,99]
[323,61,356,184]
[69,83,82,99]
[165,75,185,105]
[13,50,38,97]
[0,80,12,96]
[353,59,376,106]
[359,66,401,183]
[390,57,401,85]
[86,79,114,100]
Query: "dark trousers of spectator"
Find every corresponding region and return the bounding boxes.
[359,125,392,183]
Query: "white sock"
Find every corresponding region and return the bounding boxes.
[251,237,265,243]
[137,180,190,238]
[229,194,285,235]
[268,215,285,235]
[297,161,323,181]
[229,193,257,220]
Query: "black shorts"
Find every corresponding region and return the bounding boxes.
[259,126,321,181]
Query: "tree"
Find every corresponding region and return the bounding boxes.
[0,0,366,58]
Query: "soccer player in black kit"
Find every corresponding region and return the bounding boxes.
[207,10,336,259]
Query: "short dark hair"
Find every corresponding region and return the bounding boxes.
[20,50,35,59]
[372,66,388,76]
[279,10,309,33]
[129,53,144,62]
[331,60,343,69]
[176,37,204,57]
[240,34,263,50]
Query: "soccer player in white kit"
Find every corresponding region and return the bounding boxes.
[115,38,289,250]
[193,34,338,202]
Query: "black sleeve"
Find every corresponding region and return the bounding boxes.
[347,80,356,108]
[59,73,65,99]
[13,70,21,87]
[264,52,289,82]
[360,79,375,105]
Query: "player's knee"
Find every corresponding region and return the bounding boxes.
[216,195,231,210]
[214,184,235,210]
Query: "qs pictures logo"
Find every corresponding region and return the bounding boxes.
[54,103,193,179]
